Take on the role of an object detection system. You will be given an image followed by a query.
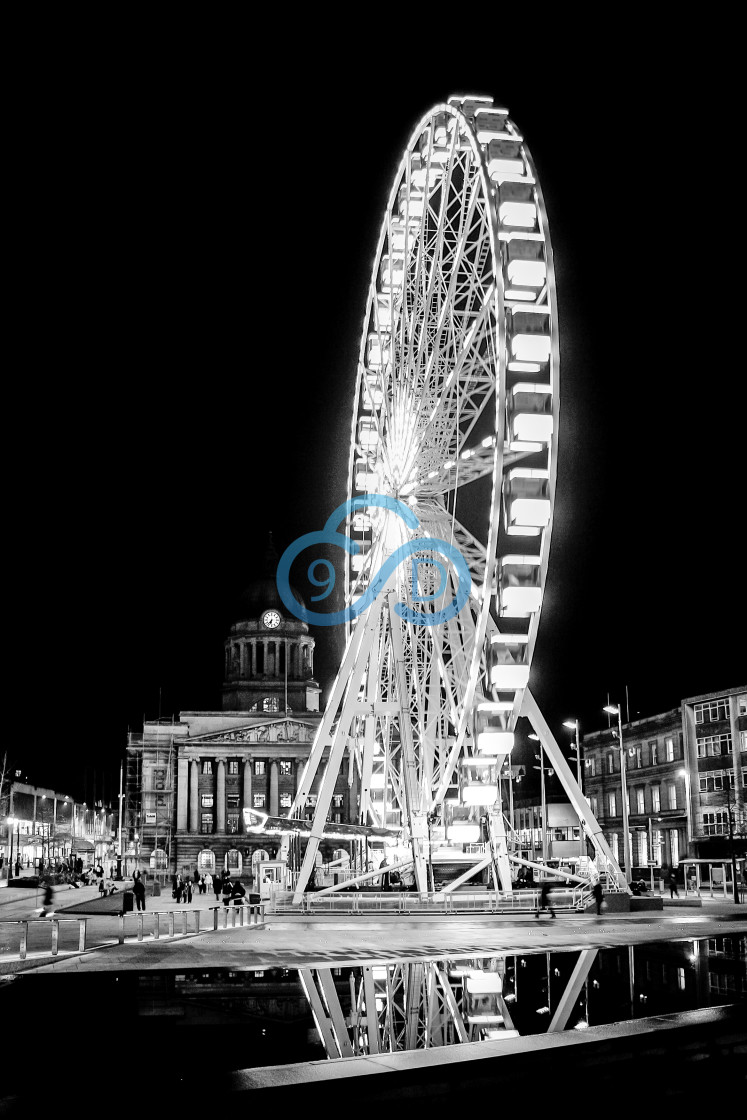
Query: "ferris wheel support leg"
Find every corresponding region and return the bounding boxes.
[521,688,629,893]
[387,591,429,899]
[291,598,387,906]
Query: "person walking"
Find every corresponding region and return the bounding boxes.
[536,881,556,918]
[668,866,679,898]
[174,875,183,904]
[198,876,206,895]
[222,873,233,908]
[213,872,222,902]
[185,877,193,904]
[592,880,603,916]
[132,871,146,912]
[38,879,55,918]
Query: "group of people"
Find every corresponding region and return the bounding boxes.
[171,868,248,908]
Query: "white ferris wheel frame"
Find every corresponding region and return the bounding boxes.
[288,95,628,903]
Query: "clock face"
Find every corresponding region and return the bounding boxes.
[262,610,281,629]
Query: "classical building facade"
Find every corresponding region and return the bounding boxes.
[125,552,356,880]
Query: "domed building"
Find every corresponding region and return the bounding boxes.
[124,538,356,882]
[221,539,320,714]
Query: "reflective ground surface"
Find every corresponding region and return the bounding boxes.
[2,932,745,1078]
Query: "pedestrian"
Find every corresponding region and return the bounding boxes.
[193,868,199,885]
[536,881,556,918]
[222,873,233,908]
[213,872,222,902]
[198,876,206,895]
[38,879,55,918]
[592,880,603,916]
[185,878,193,904]
[231,879,246,907]
[203,871,212,896]
[174,875,183,904]
[132,871,146,912]
[668,867,679,898]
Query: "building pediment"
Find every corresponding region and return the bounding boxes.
[188,718,318,745]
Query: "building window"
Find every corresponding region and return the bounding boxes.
[587,758,596,777]
[738,694,747,716]
[670,830,679,866]
[650,741,658,766]
[333,812,341,824]
[608,791,617,816]
[634,746,642,769]
[279,760,292,777]
[200,813,213,834]
[306,795,318,807]
[227,815,239,834]
[261,697,280,712]
[589,795,598,817]
[636,788,645,814]
[697,733,732,757]
[202,761,212,775]
[151,848,167,870]
[665,737,675,762]
[280,792,292,808]
[198,849,215,871]
[652,785,661,812]
[332,794,344,808]
[253,794,265,809]
[610,833,619,861]
[607,753,615,775]
[694,699,729,723]
[228,760,239,775]
[226,848,240,870]
[201,795,213,809]
[254,761,266,776]
[703,811,729,836]
[700,771,728,792]
[667,782,677,810]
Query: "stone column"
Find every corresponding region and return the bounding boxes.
[269,760,279,816]
[177,757,189,831]
[216,759,226,833]
[295,758,304,796]
[242,757,252,830]
[189,759,199,833]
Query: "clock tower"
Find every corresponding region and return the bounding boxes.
[221,536,321,714]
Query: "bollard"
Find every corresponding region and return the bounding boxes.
[118,915,125,945]
[78,920,86,953]
[213,907,219,931]
[181,912,187,936]
[137,914,144,942]
[194,909,200,934]
[168,913,175,938]
[239,904,244,927]
[52,920,59,956]
[154,913,160,939]
[20,922,28,960]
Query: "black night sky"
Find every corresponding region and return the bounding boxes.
[9,28,744,803]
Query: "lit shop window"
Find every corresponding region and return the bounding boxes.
[254,761,266,777]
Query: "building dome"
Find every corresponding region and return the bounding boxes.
[237,577,305,617]
[234,533,305,621]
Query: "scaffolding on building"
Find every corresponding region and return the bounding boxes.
[125,717,176,877]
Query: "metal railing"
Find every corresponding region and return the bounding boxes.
[268,887,589,915]
[1,902,265,962]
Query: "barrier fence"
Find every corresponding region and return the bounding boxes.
[0,902,265,962]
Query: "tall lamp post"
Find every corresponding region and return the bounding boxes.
[7,817,16,878]
[604,704,632,885]
[725,776,741,905]
[563,718,584,858]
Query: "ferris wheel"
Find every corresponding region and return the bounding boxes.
[289,95,624,902]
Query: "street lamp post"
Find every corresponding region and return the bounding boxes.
[604,705,632,885]
[7,817,16,879]
[677,767,693,849]
[725,776,741,905]
[563,719,584,857]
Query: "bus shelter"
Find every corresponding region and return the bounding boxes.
[681,857,745,901]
